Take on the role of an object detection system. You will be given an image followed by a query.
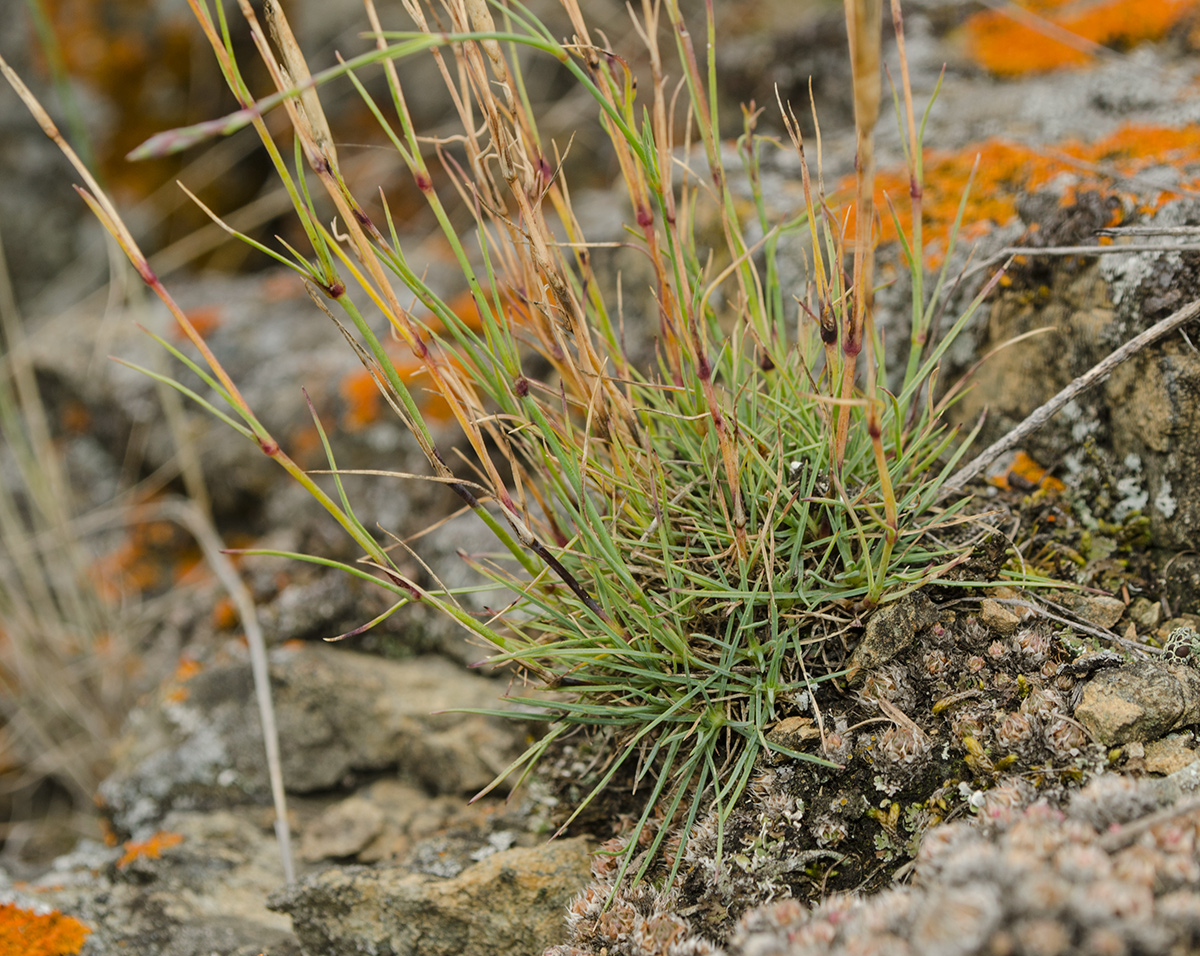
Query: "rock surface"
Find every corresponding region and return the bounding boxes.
[846,592,939,681]
[271,838,593,956]
[729,765,1200,956]
[954,199,1200,573]
[99,643,527,836]
[1074,659,1200,746]
[2,635,570,955]
[3,809,299,956]
[299,795,386,862]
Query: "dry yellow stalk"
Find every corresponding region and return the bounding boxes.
[263,0,338,171]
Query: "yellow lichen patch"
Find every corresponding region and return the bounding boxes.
[116,830,184,869]
[845,123,1200,265]
[0,902,90,956]
[965,0,1199,76]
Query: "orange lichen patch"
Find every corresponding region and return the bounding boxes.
[990,451,1066,493]
[337,281,552,431]
[338,348,459,431]
[417,286,546,339]
[0,902,90,956]
[335,286,543,432]
[173,305,224,341]
[116,830,184,869]
[844,123,1200,265]
[340,368,385,432]
[165,657,202,703]
[59,400,92,435]
[39,0,196,197]
[426,289,487,335]
[965,0,1199,77]
[211,595,239,631]
[88,515,204,603]
[288,423,324,467]
[398,359,455,424]
[170,550,205,586]
[98,817,119,848]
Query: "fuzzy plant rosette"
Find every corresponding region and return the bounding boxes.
[3,0,1010,885]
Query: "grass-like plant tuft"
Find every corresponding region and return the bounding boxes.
[4,0,1012,886]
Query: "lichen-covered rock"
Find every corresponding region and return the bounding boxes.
[270,838,593,956]
[1074,659,1200,746]
[954,197,1200,591]
[4,809,298,956]
[555,765,1200,955]
[99,644,526,834]
[548,600,1104,951]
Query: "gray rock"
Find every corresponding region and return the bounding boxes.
[847,592,939,683]
[1074,660,1200,746]
[22,272,435,517]
[300,795,385,862]
[99,644,527,833]
[1055,593,1127,630]
[271,837,593,956]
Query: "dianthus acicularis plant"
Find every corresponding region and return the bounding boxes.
[5,0,1004,884]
